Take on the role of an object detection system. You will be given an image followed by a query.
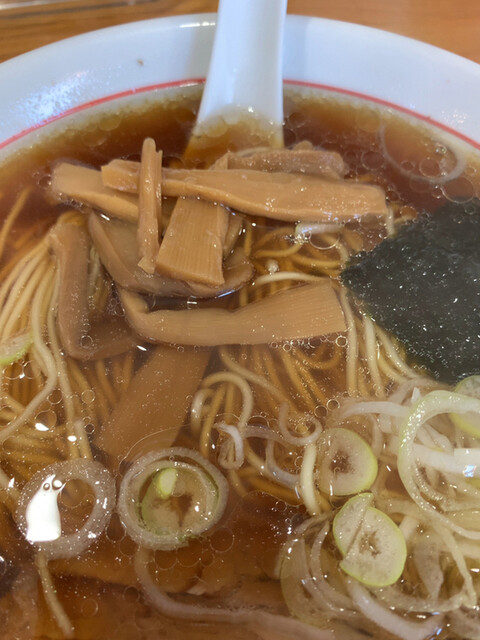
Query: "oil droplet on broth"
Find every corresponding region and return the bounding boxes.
[35,409,57,432]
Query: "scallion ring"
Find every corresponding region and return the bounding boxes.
[15,459,116,559]
[117,447,228,550]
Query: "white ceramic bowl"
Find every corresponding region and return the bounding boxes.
[1,13,480,157]
[1,16,479,639]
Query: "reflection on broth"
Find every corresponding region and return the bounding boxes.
[1,86,480,640]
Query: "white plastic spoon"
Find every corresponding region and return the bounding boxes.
[190,0,287,150]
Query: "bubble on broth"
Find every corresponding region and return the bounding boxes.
[152,549,176,571]
[80,597,100,618]
[361,149,385,171]
[209,527,235,554]
[119,536,137,558]
[122,585,140,604]
[355,107,381,134]
[82,128,108,148]
[430,184,444,199]
[19,360,36,381]
[326,398,340,412]
[80,335,95,349]
[3,362,25,381]
[442,175,476,202]
[34,409,57,432]
[81,389,96,405]
[99,114,121,133]
[105,515,125,543]
[47,388,63,405]
[2,436,19,456]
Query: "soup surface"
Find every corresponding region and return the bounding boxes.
[0,86,480,640]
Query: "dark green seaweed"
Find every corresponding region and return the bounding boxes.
[341,201,480,384]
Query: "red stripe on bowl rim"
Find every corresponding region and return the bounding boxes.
[0,78,203,152]
[1,77,480,152]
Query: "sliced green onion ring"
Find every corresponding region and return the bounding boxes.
[333,493,407,588]
[0,330,32,366]
[135,547,335,640]
[451,375,480,437]
[398,390,480,539]
[315,428,378,497]
[117,447,228,550]
[15,459,116,559]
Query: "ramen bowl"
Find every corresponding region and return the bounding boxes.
[1,12,480,640]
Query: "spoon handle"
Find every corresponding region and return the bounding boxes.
[195,0,287,141]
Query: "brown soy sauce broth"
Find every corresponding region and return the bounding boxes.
[0,85,478,639]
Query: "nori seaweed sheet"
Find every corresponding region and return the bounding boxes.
[341,200,480,384]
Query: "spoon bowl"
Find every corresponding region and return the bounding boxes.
[193,0,287,148]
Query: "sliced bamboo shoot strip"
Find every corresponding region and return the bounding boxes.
[101,158,138,192]
[102,160,386,220]
[101,145,347,190]
[155,197,228,286]
[137,139,162,274]
[88,214,253,298]
[51,163,138,223]
[95,346,211,462]
[118,281,346,346]
[161,169,388,221]
[49,220,134,360]
[225,147,347,177]
[223,214,243,258]
[55,162,387,222]
[102,159,385,219]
